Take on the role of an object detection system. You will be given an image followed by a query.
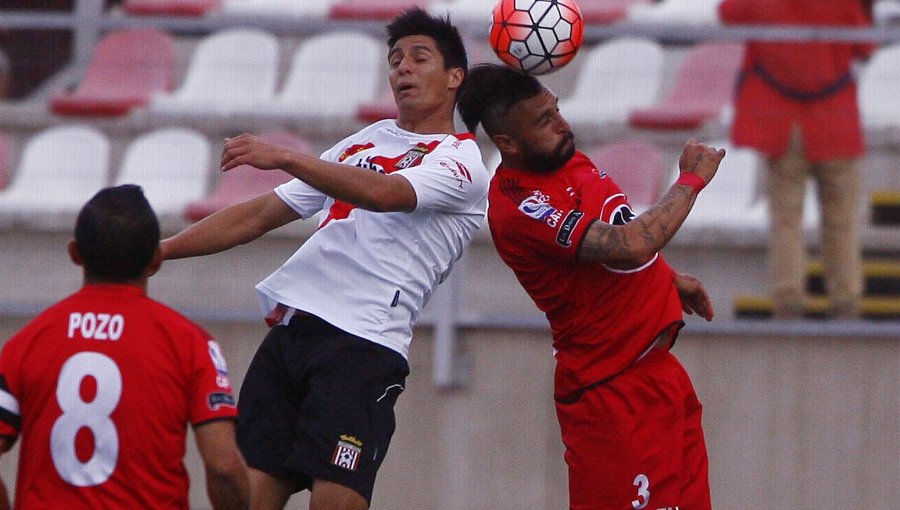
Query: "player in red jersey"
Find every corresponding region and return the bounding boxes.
[0,185,249,510]
[458,64,726,510]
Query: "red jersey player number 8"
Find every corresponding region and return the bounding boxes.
[51,351,122,487]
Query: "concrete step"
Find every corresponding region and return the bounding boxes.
[806,259,900,296]
[733,295,900,320]
[870,190,900,226]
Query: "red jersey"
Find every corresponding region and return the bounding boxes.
[488,151,683,399]
[720,0,874,161]
[0,284,238,510]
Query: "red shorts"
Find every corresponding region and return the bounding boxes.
[555,349,711,510]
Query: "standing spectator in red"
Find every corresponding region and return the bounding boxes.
[719,0,875,319]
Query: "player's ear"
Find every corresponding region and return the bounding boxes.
[144,247,163,277]
[493,133,520,156]
[67,240,84,267]
[447,67,464,91]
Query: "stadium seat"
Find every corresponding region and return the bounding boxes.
[558,38,663,130]
[0,125,109,223]
[626,0,723,25]
[114,128,211,217]
[222,0,339,18]
[124,0,221,16]
[586,139,664,212]
[859,43,900,131]
[150,28,279,117]
[329,0,430,20]
[258,31,382,123]
[628,42,744,130]
[356,87,398,124]
[184,131,308,221]
[51,28,175,117]
[578,0,653,24]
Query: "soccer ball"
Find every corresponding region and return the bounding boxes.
[489,0,584,75]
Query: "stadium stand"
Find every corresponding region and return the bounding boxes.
[0,133,7,190]
[858,43,900,131]
[626,0,723,25]
[355,86,398,124]
[329,0,431,20]
[558,38,663,132]
[222,0,339,18]
[113,127,211,218]
[50,28,176,117]
[257,31,382,126]
[586,139,664,212]
[149,28,279,118]
[123,0,222,16]
[183,130,307,221]
[628,42,744,130]
[578,0,653,24]
[0,125,109,224]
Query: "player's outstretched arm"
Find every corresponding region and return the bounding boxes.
[221,134,418,213]
[162,192,299,260]
[577,141,725,269]
[195,420,250,510]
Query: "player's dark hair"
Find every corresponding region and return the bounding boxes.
[457,63,544,135]
[75,184,160,282]
[386,7,468,72]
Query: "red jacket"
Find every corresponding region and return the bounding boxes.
[719,0,874,161]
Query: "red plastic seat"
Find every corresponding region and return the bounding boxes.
[578,0,652,24]
[329,0,429,19]
[51,28,175,117]
[587,139,664,210]
[628,42,744,130]
[124,0,221,16]
[356,86,398,124]
[184,131,310,222]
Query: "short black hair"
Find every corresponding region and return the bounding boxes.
[386,7,468,72]
[75,184,160,282]
[457,63,544,135]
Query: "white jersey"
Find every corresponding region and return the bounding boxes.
[256,119,489,358]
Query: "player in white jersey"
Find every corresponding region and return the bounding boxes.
[161,8,488,510]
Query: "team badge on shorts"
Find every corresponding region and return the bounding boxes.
[332,435,363,471]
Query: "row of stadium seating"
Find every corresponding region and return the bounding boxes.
[0,122,819,249]
[26,27,900,139]
[112,0,900,27]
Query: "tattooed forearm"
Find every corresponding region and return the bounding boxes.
[577,182,697,267]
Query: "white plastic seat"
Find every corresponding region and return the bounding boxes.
[150,28,279,116]
[627,0,723,25]
[223,0,339,18]
[114,128,211,217]
[859,43,900,131]
[558,38,663,129]
[0,125,110,225]
[258,31,382,122]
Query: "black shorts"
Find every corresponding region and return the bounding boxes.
[237,313,409,503]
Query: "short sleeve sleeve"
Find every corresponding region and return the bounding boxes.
[395,139,489,213]
[187,334,238,426]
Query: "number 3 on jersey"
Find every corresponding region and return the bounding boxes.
[51,352,122,487]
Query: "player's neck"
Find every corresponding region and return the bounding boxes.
[83,275,148,292]
[396,105,457,135]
